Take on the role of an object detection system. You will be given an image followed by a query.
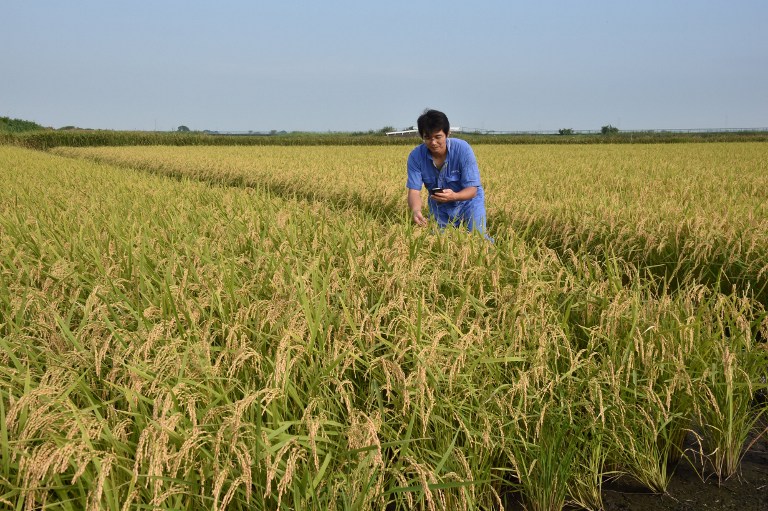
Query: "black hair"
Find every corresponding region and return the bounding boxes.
[417,109,450,138]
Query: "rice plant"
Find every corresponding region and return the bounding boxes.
[2,143,767,510]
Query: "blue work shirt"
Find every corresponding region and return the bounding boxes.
[406,137,488,233]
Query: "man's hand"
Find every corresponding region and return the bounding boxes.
[432,186,477,203]
[407,188,428,227]
[431,189,457,203]
[412,209,428,227]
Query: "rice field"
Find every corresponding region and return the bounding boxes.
[1,142,767,510]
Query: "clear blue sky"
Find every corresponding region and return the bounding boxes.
[3,0,766,132]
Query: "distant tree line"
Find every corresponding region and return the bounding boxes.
[0,116,46,133]
[558,125,620,135]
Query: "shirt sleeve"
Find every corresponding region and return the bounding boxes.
[459,142,482,188]
[406,148,424,190]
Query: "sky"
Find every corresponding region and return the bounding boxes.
[2,1,767,132]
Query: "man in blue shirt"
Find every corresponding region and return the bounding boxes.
[406,109,489,235]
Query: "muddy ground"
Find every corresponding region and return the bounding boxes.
[500,422,768,510]
[602,426,768,511]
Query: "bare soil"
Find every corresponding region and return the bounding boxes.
[501,422,768,510]
[601,427,768,511]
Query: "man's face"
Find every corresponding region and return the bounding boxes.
[423,129,448,157]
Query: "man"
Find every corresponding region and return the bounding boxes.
[406,109,489,236]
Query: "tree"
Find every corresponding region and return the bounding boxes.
[0,116,46,133]
[601,124,619,135]
[177,125,190,132]
[559,128,574,135]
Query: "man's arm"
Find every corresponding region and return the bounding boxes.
[407,188,428,226]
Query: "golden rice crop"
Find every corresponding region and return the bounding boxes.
[2,144,767,510]
[52,142,768,301]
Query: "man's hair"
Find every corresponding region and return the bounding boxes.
[417,109,450,138]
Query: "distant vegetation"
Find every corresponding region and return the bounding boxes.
[1,115,767,149]
[0,116,47,133]
[0,129,766,150]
